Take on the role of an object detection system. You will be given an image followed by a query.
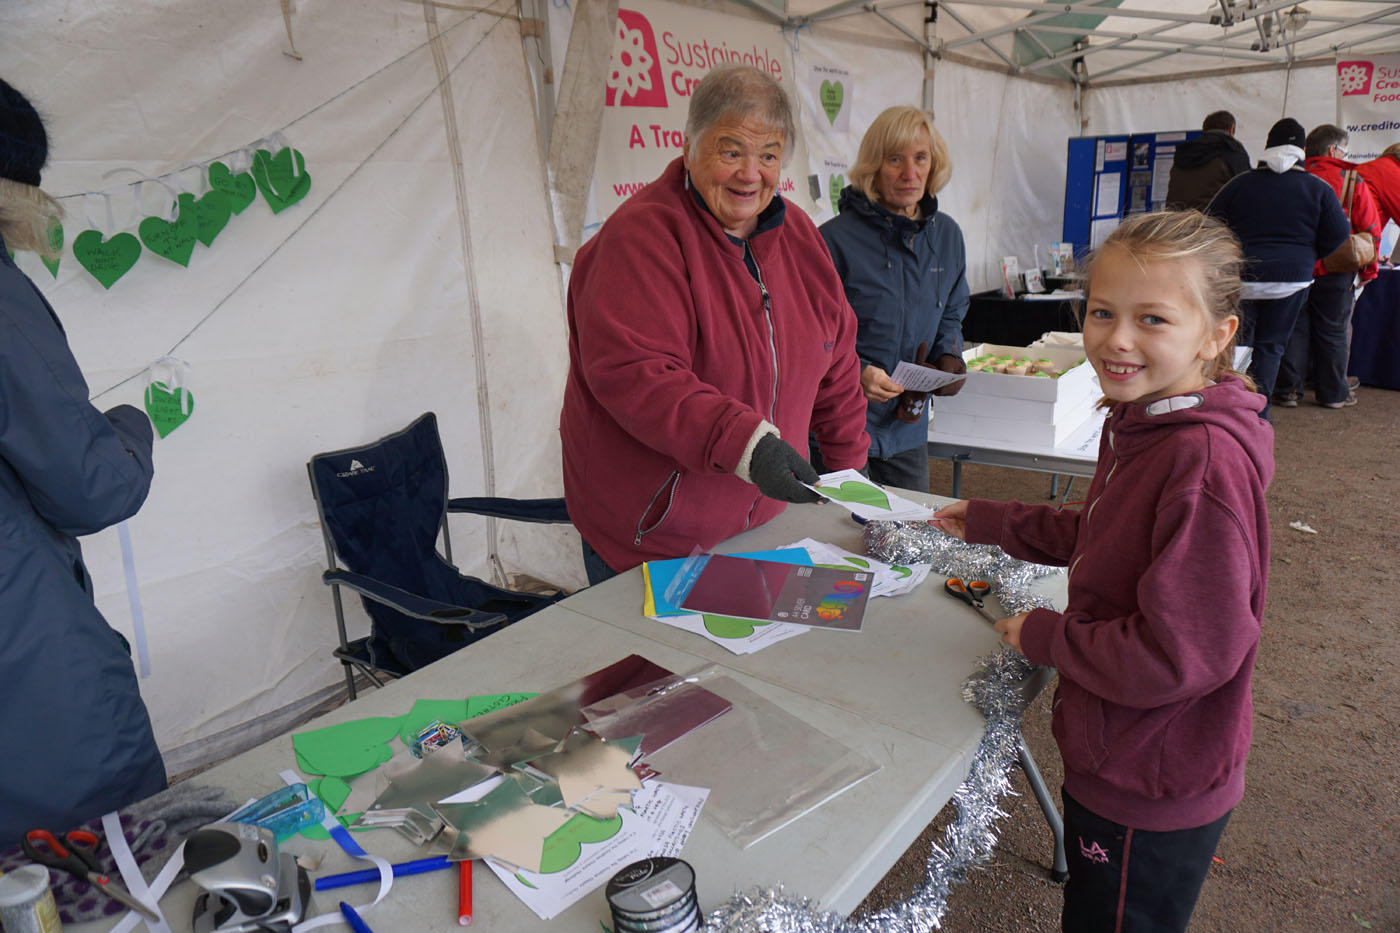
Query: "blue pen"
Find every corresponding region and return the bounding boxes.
[339,901,374,933]
[315,855,452,890]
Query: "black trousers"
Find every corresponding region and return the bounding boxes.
[1277,272,1356,405]
[1061,788,1230,933]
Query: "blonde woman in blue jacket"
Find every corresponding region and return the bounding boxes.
[819,106,970,492]
[0,79,165,838]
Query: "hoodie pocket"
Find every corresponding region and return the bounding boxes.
[634,471,681,546]
[1053,681,1110,774]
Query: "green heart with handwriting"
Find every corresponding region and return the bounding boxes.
[41,220,63,278]
[139,204,198,267]
[208,161,257,214]
[251,147,311,214]
[144,381,195,438]
[829,173,844,214]
[819,480,891,511]
[73,230,141,289]
[182,190,232,247]
[820,79,844,124]
[703,613,772,638]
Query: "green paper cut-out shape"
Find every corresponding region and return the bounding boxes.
[844,556,870,568]
[397,699,472,746]
[819,480,891,511]
[819,79,844,124]
[292,714,403,778]
[535,812,625,875]
[829,173,844,215]
[702,613,771,638]
[302,776,363,838]
[144,381,196,438]
[208,161,257,214]
[73,230,141,289]
[138,204,198,267]
[892,564,913,579]
[182,190,232,248]
[41,220,63,278]
[466,692,536,719]
[251,147,311,214]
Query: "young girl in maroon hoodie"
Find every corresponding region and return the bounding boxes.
[932,211,1274,933]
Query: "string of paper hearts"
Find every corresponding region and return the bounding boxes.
[51,135,312,289]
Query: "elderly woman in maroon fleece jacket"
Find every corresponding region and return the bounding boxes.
[560,64,869,582]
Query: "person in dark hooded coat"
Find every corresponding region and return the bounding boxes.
[0,77,166,839]
[1165,111,1252,211]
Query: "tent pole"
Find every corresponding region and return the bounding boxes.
[922,0,937,113]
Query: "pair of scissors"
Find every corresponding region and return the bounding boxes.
[944,577,999,626]
[21,829,161,922]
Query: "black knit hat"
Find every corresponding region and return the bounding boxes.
[0,78,48,187]
[1265,117,1306,150]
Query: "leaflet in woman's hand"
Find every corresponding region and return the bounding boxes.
[889,360,967,393]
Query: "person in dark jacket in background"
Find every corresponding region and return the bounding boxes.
[0,78,165,838]
[1275,124,1380,410]
[1207,117,1350,416]
[1165,110,1252,211]
[818,106,969,492]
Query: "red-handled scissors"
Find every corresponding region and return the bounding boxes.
[21,829,161,922]
[944,577,998,625]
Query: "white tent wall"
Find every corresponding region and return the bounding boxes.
[1083,61,1340,160]
[3,1,579,772]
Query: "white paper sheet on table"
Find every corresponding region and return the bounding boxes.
[888,360,966,393]
[488,781,709,920]
[786,538,932,599]
[807,469,934,521]
[649,609,807,655]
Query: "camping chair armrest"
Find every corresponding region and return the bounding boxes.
[447,496,570,524]
[322,569,509,632]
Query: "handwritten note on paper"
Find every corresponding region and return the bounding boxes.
[888,360,967,394]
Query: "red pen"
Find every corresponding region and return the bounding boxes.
[457,859,473,926]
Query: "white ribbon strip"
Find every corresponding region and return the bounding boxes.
[116,520,151,678]
[279,769,394,931]
[101,810,173,933]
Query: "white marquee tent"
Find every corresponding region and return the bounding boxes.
[2,0,1394,773]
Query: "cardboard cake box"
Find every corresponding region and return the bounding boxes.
[930,343,1102,447]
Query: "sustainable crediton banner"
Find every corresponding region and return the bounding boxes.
[1336,52,1400,160]
[592,0,815,227]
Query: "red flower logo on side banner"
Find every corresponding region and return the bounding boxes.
[607,9,668,108]
[1338,60,1373,96]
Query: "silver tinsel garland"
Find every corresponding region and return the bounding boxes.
[703,521,1061,933]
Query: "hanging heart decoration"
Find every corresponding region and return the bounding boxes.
[138,201,198,267]
[73,230,142,289]
[41,220,63,278]
[142,357,195,438]
[182,190,232,248]
[208,161,257,214]
[251,147,311,214]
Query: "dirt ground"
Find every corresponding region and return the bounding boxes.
[855,385,1400,932]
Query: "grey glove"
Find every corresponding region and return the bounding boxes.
[749,434,821,503]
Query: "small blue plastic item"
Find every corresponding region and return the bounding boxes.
[227,783,326,842]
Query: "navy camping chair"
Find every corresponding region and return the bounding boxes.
[307,412,570,698]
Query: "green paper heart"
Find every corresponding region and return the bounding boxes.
[702,613,772,638]
[144,381,195,438]
[73,230,141,289]
[537,813,624,874]
[208,161,256,214]
[829,173,844,214]
[182,190,232,247]
[138,204,198,267]
[41,220,63,278]
[251,147,311,214]
[819,79,844,124]
[819,480,891,511]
